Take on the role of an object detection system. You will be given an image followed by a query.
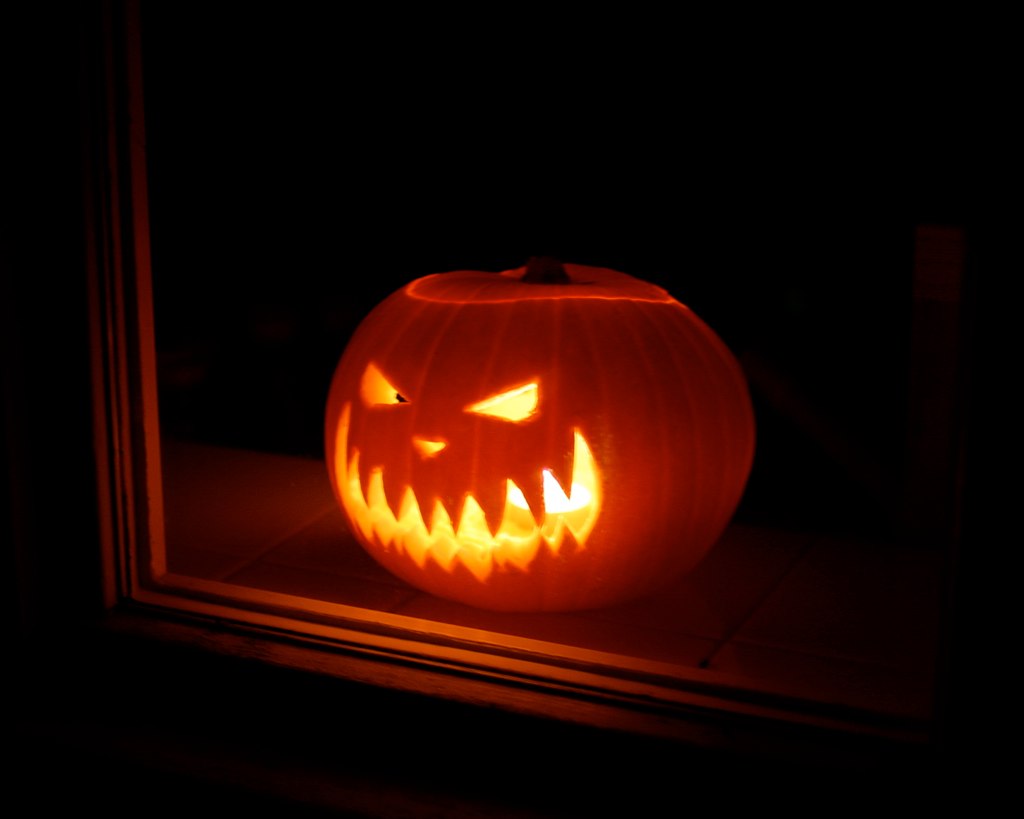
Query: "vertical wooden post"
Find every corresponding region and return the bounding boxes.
[905,224,968,545]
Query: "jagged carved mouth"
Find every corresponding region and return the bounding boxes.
[334,404,601,582]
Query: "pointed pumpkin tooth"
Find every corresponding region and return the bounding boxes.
[428,498,455,539]
[396,485,418,519]
[344,448,362,506]
[470,480,506,537]
[571,429,600,498]
[541,469,574,513]
[345,448,360,496]
[510,468,545,524]
[562,430,601,545]
[364,467,385,506]
[356,447,376,501]
[505,479,529,511]
[344,450,376,543]
[456,494,493,545]
[396,486,428,540]
[364,467,394,544]
[401,493,442,569]
[500,479,539,538]
[383,468,412,522]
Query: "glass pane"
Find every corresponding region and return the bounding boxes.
[139,5,947,728]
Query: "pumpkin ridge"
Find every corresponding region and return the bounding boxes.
[326,263,755,611]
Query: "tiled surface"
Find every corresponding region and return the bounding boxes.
[723,534,944,671]
[162,441,339,569]
[705,533,945,720]
[160,440,946,721]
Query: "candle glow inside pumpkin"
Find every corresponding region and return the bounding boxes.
[325,262,755,612]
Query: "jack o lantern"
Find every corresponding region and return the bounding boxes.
[325,259,754,612]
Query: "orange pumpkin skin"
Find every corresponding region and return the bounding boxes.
[325,263,755,612]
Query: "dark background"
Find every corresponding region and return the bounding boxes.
[141,5,965,537]
[3,3,1000,812]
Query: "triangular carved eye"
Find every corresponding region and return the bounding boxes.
[361,362,409,406]
[466,382,539,422]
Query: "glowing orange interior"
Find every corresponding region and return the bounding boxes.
[334,403,601,581]
[465,382,539,421]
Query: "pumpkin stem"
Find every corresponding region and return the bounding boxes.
[521,256,570,284]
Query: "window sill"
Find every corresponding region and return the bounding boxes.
[138,439,945,751]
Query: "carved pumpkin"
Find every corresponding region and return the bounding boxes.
[325,259,755,612]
